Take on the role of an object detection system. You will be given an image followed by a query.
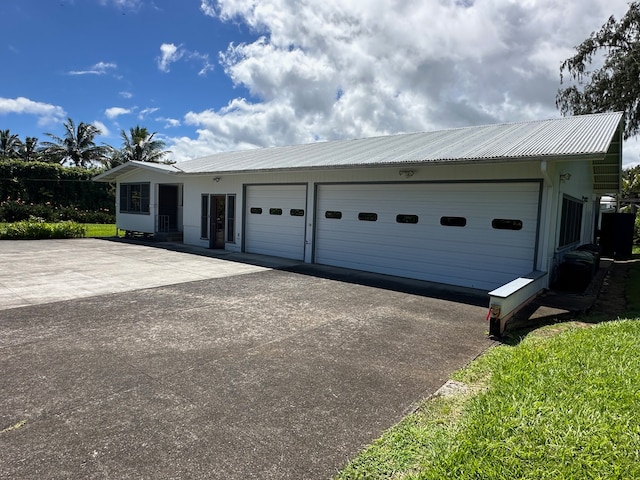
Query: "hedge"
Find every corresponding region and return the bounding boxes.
[0,159,115,223]
[0,217,86,239]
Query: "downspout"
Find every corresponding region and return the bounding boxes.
[540,160,552,186]
[539,160,557,285]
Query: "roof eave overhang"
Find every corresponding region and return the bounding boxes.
[93,161,183,182]
[175,154,608,176]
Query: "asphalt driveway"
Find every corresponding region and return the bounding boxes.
[0,239,495,479]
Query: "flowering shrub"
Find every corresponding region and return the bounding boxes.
[0,159,115,223]
[0,216,86,239]
[0,199,114,223]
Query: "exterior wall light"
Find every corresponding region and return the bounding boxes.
[213,177,221,182]
[559,173,571,183]
[399,170,415,178]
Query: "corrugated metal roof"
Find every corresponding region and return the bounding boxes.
[174,112,623,174]
[94,160,181,182]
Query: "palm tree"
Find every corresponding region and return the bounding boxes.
[0,129,21,159]
[41,118,110,167]
[18,136,40,162]
[118,125,171,164]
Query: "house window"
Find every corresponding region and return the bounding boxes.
[269,208,283,215]
[559,195,583,247]
[440,216,466,227]
[358,212,378,221]
[325,211,342,219]
[226,195,236,243]
[120,183,150,214]
[201,194,209,239]
[492,219,523,230]
[250,207,262,214]
[396,214,419,224]
[290,209,305,216]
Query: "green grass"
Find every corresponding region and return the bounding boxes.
[0,218,86,239]
[83,223,120,237]
[0,222,119,239]
[336,258,640,480]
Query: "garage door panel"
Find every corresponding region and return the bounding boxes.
[320,241,533,275]
[318,225,536,256]
[318,250,506,288]
[315,182,540,290]
[245,185,307,260]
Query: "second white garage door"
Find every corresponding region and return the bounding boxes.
[245,184,307,260]
[315,182,541,291]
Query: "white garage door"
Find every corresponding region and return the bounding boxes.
[245,184,307,260]
[315,182,541,291]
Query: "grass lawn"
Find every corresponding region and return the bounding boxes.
[336,255,640,479]
[0,223,120,239]
[83,223,120,237]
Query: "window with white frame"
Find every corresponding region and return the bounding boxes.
[119,183,150,214]
[201,194,209,239]
[559,195,583,247]
[226,195,236,242]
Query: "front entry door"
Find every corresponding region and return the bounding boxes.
[158,184,178,231]
[210,195,225,249]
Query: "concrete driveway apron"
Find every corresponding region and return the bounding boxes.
[0,239,495,479]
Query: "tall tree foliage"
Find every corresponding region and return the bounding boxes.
[18,136,40,162]
[116,125,171,165]
[557,2,640,139]
[622,164,640,198]
[0,129,21,159]
[41,118,110,167]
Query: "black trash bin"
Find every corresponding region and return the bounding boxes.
[600,213,635,259]
[577,243,601,269]
[555,250,598,292]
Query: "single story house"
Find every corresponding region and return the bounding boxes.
[95,112,623,334]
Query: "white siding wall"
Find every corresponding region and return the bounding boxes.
[115,158,598,290]
[114,169,176,234]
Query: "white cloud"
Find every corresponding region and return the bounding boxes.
[157,117,182,128]
[200,0,217,17]
[69,61,117,76]
[157,43,214,75]
[120,91,133,99]
[172,0,635,165]
[0,96,66,126]
[138,107,160,119]
[93,121,110,137]
[190,52,215,76]
[157,43,183,72]
[105,106,134,119]
[98,0,141,11]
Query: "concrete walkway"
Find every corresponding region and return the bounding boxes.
[0,239,495,479]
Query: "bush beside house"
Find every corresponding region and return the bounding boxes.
[0,159,114,223]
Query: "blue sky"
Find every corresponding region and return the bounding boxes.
[2,0,638,166]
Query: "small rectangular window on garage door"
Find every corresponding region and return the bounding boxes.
[250,207,262,214]
[396,214,419,224]
[269,208,283,215]
[358,212,378,221]
[492,219,523,230]
[290,209,304,216]
[440,216,466,227]
[325,211,342,219]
